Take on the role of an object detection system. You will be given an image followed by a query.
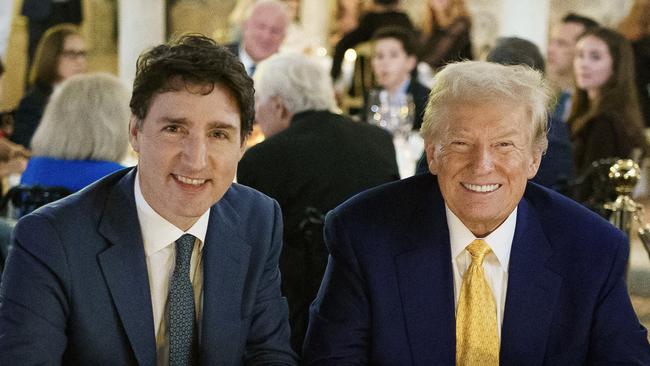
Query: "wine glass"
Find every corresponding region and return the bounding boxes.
[366,90,415,139]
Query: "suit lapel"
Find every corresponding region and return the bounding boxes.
[97,169,156,366]
[500,198,562,366]
[200,191,251,365]
[395,181,456,365]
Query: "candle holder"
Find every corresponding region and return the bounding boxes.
[603,159,650,260]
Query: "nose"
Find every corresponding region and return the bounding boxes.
[470,145,494,174]
[182,133,208,171]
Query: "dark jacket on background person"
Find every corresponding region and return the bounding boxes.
[10,82,51,148]
[237,110,399,353]
[418,16,473,70]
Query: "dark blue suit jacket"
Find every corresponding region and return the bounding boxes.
[303,174,650,365]
[0,168,297,365]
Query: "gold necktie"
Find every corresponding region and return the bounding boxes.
[456,239,499,365]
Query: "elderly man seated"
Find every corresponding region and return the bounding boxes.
[303,61,650,364]
[238,52,399,354]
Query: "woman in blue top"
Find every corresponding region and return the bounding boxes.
[21,72,130,192]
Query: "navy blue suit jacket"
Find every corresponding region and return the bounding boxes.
[0,168,297,365]
[303,174,650,365]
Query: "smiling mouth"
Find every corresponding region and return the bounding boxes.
[462,182,501,193]
[173,174,207,186]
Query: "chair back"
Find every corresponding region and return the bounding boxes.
[0,185,71,219]
[340,41,376,115]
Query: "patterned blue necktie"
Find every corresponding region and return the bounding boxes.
[169,234,197,366]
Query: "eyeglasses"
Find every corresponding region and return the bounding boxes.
[60,49,87,59]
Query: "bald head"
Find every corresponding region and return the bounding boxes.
[242,0,289,63]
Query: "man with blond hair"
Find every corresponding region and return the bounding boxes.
[303,61,650,364]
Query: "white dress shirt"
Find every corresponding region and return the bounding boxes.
[238,45,256,76]
[134,172,209,366]
[447,205,517,338]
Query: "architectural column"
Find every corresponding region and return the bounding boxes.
[498,0,550,54]
[118,0,165,86]
[300,0,330,50]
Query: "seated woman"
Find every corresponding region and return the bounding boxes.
[569,27,647,204]
[11,23,87,148]
[330,0,414,82]
[20,73,130,192]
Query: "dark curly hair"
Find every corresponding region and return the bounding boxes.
[129,34,255,140]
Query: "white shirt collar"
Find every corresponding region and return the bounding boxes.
[239,45,255,76]
[447,205,516,270]
[134,171,209,256]
[397,76,411,95]
[385,76,411,98]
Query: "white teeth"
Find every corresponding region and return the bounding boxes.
[463,183,500,193]
[175,175,206,185]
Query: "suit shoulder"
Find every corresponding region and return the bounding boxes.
[332,174,434,219]
[223,183,278,211]
[524,182,626,246]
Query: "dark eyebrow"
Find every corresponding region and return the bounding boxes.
[160,116,188,125]
[159,117,238,131]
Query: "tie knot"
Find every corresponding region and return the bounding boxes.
[466,239,491,265]
[175,234,195,269]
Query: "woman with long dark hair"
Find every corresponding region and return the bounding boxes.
[569,27,646,176]
[11,23,87,148]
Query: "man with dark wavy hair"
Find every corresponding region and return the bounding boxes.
[0,34,297,365]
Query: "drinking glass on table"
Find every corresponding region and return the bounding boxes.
[366,90,415,138]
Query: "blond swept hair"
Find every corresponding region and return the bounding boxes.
[420,61,551,154]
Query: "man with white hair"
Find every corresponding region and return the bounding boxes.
[303,61,650,364]
[227,0,289,76]
[237,53,399,353]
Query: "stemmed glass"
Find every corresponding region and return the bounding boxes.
[366,90,415,139]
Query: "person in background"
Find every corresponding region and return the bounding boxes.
[238,52,398,354]
[0,0,13,58]
[20,0,82,68]
[569,27,646,202]
[368,26,430,131]
[226,0,290,77]
[618,0,650,127]
[303,60,650,365]
[546,13,598,122]
[11,23,87,148]
[0,34,297,365]
[486,37,574,192]
[330,0,414,82]
[0,60,30,176]
[19,73,129,192]
[417,0,473,71]
[328,0,365,47]
[279,0,316,53]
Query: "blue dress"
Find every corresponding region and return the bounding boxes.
[20,156,125,192]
